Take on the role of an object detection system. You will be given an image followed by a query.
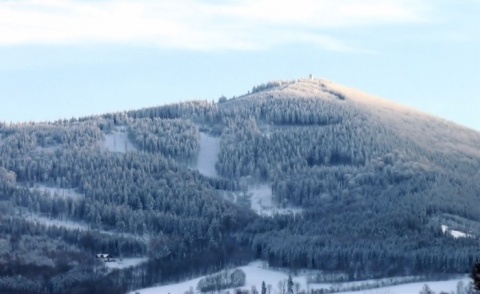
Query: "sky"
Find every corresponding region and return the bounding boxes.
[0,0,479,131]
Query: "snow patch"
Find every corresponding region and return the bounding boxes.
[104,257,148,269]
[441,224,469,238]
[195,132,220,178]
[102,127,136,153]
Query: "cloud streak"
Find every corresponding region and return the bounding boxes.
[0,0,432,51]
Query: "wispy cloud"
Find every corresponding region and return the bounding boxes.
[0,0,432,51]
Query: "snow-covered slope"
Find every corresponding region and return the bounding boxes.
[228,78,480,157]
[323,79,480,158]
[194,132,220,178]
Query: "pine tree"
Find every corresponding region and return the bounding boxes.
[262,281,267,294]
[287,275,294,294]
[471,262,480,293]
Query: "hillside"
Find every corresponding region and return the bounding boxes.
[0,78,479,293]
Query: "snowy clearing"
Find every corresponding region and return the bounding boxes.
[131,260,468,294]
[441,224,469,238]
[195,132,220,178]
[104,257,148,270]
[29,184,84,200]
[20,213,149,243]
[22,214,89,231]
[248,184,303,216]
[102,127,137,153]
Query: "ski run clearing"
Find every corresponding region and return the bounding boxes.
[131,261,469,294]
[195,133,302,216]
[195,132,221,178]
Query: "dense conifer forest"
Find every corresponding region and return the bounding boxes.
[0,79,479,293]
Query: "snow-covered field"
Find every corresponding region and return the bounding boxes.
[195,132,221,178]
[131,261,469,294]
[102,127,136,153]
[335,278,470,294]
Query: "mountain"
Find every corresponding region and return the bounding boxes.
[0,78,479,293]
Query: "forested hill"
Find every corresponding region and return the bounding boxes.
[1,78,480,293]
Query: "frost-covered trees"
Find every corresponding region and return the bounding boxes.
[196,269,246,292]
[128,118,200,160]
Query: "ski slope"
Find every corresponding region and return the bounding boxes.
[195,132,221,178]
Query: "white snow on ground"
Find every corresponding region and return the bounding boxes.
[102,126,136,153]
[29,184,84,200]
[20,212,148,240]
[131,260,469,294]
[131,261,302,294]
[335,278,470,294]
[195,132,220,178]
[23,214,89,231]
[248,184,303,216]
[104,257,148,270]
[441,224,469,238]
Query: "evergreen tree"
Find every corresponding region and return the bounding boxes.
[471,262,480,293]
[287,275,294,294]
[262,281,266,294]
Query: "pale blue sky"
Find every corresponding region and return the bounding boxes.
[0,0,479,130]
